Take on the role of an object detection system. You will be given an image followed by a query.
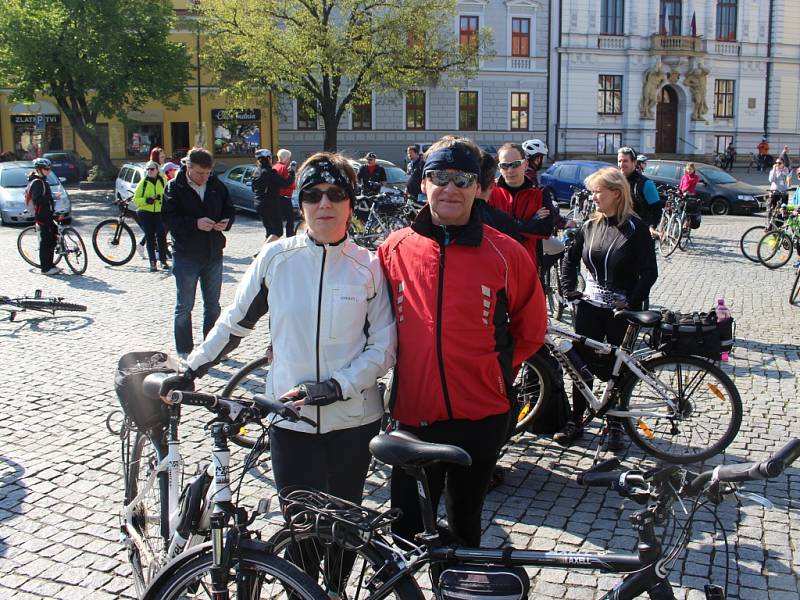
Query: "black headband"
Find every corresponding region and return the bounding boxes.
[423,146,480,176]
[296,160,355,202]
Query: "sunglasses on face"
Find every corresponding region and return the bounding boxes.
[498,159,524,170]
[147,167,158,171]
[301,187,349,204]
[425,170,478,188]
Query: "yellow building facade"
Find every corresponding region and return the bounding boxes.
[0,1,278,165]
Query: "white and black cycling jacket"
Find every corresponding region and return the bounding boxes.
[187,233,396,434]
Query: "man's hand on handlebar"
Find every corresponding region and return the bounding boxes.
[159,372,195,404]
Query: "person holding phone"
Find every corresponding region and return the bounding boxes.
[133,160,169,271]
[162,147,235,359]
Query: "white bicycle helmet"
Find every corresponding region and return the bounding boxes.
[32,157,52,169]
[636,154,648,163]
[255,148,272,159]
[522,139,548,158]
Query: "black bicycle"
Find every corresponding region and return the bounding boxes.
[268,431,800,600]
[17,216,88,274]
[0,289,86,322]
[92,196,139,266]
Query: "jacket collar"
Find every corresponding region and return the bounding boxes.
[302,231,348,254]
[497,176,534,194]
[411,204,483,247]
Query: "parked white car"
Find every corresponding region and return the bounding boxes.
[0,161,71,225]
[115,162,147,211]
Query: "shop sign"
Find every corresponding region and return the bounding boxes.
[12,114,61,126]
[211,108,261,122]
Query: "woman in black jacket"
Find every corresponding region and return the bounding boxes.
[555,167,658,448]
[252,148,294,247]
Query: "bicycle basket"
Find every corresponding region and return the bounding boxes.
[114,351,174,430]
[650,310,734,361]
[438,564,530,600]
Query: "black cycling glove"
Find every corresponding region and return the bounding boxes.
[298,378,344,406]
[565,290,583,301]
[159,371,196,397]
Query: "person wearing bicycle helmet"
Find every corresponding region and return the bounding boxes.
[521,138,548,185]
[28,158,60,275]
[636,154,648,172]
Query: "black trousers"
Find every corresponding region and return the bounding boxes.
[270,420,380,593]
[137,210,168,263]
[38,221,57,272]
[571,301,628,419]
[391,412,510,547]
[279,196,295,237]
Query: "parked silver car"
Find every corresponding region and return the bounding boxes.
[0,161,71,225]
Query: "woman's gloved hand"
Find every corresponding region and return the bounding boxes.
[281,378,343,406]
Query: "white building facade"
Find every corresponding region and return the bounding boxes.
[549,0,800,161]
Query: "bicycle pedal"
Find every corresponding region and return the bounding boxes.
[704,584,725,600]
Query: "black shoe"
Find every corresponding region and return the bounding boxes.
[487,466,506,491]
[553,421,583,446]
[604,425,626,452]
[160,261,169,270]
[149,261,158,272]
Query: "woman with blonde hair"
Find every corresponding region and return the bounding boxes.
[554,166,657,448]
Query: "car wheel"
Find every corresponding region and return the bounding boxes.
[710,197,730,216]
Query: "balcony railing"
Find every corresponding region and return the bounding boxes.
[708,40,741,56]
[507,57,534,71]
[650,34,704,55]
[598,36,625,50]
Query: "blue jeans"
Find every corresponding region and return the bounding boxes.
[172,253,223,355]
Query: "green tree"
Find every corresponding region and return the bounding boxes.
[198,0,490,151]
[0,0,192,177]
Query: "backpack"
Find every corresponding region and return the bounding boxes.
[24,178,41,212]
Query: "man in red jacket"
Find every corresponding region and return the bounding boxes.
[378,136,546,547]
[489,143,555,271]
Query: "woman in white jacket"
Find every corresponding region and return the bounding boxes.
[160,151,396,515]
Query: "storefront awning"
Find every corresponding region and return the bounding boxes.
[11,100,60,115]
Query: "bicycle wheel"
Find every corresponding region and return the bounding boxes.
[790,267,800,306]
[15,298,86,313]
[513,353,554,434]
[221,355,271,449]
[268,528,423,600]
[618,355,742,464]
[92,219,136,266]
[677,218,691,251]
[16,226,54,268]
[126,430,169,597]
[143,545,329,600]
[658,217,681,257]
[61,227,88,274]
[757,231,793,269]
[739,225,767,262]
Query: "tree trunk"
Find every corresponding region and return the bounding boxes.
[320,101,339,152]
[57,101,116,174]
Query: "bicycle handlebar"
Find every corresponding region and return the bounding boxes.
[166,389,314,426]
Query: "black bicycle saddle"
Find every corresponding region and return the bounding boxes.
[369,431,472,468]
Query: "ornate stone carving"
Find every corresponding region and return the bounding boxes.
[639,61,666,120]
[684,61,710,121]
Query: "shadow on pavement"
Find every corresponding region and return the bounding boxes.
[0,314,94,338]
[0,456,27,559]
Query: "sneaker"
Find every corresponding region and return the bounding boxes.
[160,261,170,270]
[136,242,146,259]
[604,424,626,452]
[41,266,62,275]
[553,421,583,446]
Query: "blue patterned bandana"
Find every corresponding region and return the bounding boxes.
[296,160,355,202]
[423,146,481,176]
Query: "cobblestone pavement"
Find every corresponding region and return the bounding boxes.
[0,191,797,599]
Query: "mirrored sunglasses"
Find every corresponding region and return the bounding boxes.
[425,170,478,188]
[301,187,349,204]
[498,159,524,170]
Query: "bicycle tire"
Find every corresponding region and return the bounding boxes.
[618,355,742,464]
[544,261,564,322]
[143,544,329,600]
[677,218,691,251]
[757,231,793,269]
[514,353,555,434]
[659,217,680,257]
[220,355,271,450]
[739,225,767,262]
[790,267,800,306]
[15,299,87,313]
[16,226,63,268]
[92,219,137,266]
[126,430,169,597]
[61,227,88,274]
[268,527,424,600]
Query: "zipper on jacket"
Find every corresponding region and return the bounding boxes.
[436,233,454,420]
[314,246,327,433]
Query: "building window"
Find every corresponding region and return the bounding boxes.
[211,108,261,156]
[297,99,317,130]
[597,133,622,155]
[597,75,623,115]
[511,18,530,56]
[11,114,62,159]
[458,91,478,130]
[126,123,163,158]
[714,79,735,118]
[352,101,372,130]
[715,135,733,154]
[600,0,624,35]
[510,92,529,131]
[659,0,682,35]
[459,16,479,49]
[716,0,737,41]
[406,90,426,130]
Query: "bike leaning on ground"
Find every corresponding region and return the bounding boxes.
[0,289,86,322]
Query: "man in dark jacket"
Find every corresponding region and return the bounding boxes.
[405,145,424,201]
[28,157,60,275]
[357,152,387,194]
[252,148,294,245]
[162,147,235,358]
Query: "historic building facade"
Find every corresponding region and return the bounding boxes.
[548,0,800,160]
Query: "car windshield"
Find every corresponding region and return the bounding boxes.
[697,166,736,184]
[385,166,408,185]
[0,168,60,188]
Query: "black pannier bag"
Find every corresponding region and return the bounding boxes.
[685,198,702,229]
[115,351,175,430]
[438,564,530,600]
[650,310,734,360]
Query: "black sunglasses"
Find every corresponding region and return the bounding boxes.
[425,170,478,188]
[301,187,349,204]
[498,159,524,170]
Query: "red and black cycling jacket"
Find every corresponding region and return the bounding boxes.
[378,205,546,428]
[488,177,555,270]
